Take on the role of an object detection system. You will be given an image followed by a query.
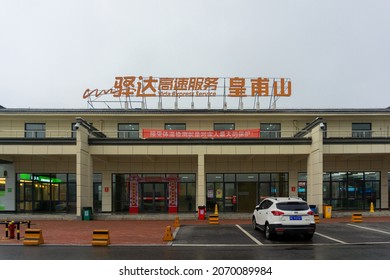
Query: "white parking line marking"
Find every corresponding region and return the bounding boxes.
[236,224,263,246]
[172,244,255,247]
[347,223,390,235]
[314,232,347,244]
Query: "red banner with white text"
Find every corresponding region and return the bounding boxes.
[142,129,260,139]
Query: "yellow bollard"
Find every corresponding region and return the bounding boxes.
[91,229,110,246]
[163,226,174,241]
[351,213,363,223]
[370,202,374,213]
[209,203,219,225]
[314,214,320,224]
[23,229,44,246]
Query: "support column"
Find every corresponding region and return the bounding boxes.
[288,169,299,197]
[197,153,206,207]
[76,125,93,219]
[101,170,112,212]
[307,125,324,214]
[381,159,389,209]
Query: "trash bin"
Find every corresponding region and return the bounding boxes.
[198,206,206,220]
[309,205,317,214]
[82,207,93,221]
[323,205,332,219]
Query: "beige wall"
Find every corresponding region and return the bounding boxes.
[1,110,390,213]
[2,112,390,139]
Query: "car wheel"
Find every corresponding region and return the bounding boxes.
[265,223,274,240]
[303,233,314,240]
[252,217,259,231]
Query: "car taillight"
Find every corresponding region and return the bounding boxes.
[271,210,284,216]
[307,210,314,215]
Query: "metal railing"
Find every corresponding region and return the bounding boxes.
[0,130,74,138]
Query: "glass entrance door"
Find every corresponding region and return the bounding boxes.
[237,182,257,212]
[140,183,167,212]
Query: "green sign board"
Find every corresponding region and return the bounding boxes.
[20,173,62,183]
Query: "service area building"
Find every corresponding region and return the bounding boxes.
[1,106,390,218]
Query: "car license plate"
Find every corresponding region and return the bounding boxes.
[290,216,302,220]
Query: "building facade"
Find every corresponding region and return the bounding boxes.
[0,107,389,218]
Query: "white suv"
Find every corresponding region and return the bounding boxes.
[252,197,316,240]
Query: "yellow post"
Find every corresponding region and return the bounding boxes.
[351,213,363,223]
[173,216,180,227]
[370,202,374,213]
[163,226,174,241]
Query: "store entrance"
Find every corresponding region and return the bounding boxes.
[140,183,168,212]
[237,182,257,212]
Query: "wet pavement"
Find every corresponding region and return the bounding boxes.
[1,213,390,246]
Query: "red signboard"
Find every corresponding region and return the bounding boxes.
[142,129,260,139]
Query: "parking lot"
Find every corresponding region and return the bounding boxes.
[172,222,390,246]
[2,218,390,260]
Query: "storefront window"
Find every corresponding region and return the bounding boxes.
[112,174,131,212]
[16,173,75,213]
[269,173,289,197]
[206,174,233,212]
[178,174,196,212]
[388,172,390,209]
[0,177,6,211]
[387,172,390,208]
[93,174,102,213]
[323,171,380,210]
[205,172,288,213]
[112,173,195,213]
[298,172,307,200]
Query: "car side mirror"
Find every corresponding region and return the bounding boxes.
[255,206,260,211]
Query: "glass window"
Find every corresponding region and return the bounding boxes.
[207,174,223,182]
[352,123,371,138]
[326,171,380,210]
[118,123,139,139]
[259,199,272,209]
[179,182,196,212]
[224,174,236,182]
[214,123,235,130]
[277,201,309,211]
[236,174,258,182]
[259,173,270,181]
[25,123,45,138]
[16,173,75,213]
[297,172,307,200]
[179,174,195,182]
[388,172,390,209]
[0,178,5,191]
[112,174,130,212]
[165,123,186,130]
[259,173,289,198]
[260,123,281,138]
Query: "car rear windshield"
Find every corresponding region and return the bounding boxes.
[276,202,309,211]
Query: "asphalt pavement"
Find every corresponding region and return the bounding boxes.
[1,213,390,246]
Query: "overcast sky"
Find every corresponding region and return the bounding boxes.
[1,0,389,110]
